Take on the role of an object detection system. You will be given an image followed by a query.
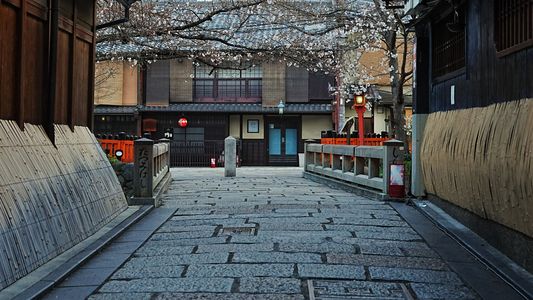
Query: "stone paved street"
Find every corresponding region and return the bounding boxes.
[82,167,487,299]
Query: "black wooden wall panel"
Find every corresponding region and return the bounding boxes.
[414,23,431,114]
[426,0,533,113]
[308,72,334,100]
[146,60,170,105]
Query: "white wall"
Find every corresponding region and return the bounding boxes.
[302,115,333,139]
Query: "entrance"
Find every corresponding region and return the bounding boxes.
[265,116,299,166]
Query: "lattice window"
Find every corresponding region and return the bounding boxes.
[495,0,533,55]
[432,7,466,78]
[193,63,262,102]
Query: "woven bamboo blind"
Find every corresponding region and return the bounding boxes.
[0,121,127,289]
[421,99,533,237]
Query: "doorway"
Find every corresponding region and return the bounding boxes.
[265,116,300,166]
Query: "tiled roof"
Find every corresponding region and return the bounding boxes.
[94,103,332,114]
[95,1,371,59]
[94,105,137,114]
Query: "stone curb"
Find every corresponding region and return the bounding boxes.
[303,171,386,200]
[413,200,533,300]
[13,205,153,300]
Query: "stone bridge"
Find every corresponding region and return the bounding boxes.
[37,168,528,299]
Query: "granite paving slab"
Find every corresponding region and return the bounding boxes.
[238,277,302,294]
[99,278,234,293]
[278,242,355,253]
[123,253,229,268]
[369,267,463,284]
[134,245,195,257]
[310,280,406,299]
[196,243,274,253]
[111,265,185,279]
[297,264,365,279]
[186,263,295,278]
[156,293,306,300]
[89,293,152,300]
[326,254,448,270]
[232,252,322,263]
[410,283,477,299]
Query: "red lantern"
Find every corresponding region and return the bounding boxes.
[178,117,188,128]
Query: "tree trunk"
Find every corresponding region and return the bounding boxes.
[386,30,408,152]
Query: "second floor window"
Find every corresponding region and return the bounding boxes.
[194,64,262,102]
[432,6,466,78]
[495,0,533,55]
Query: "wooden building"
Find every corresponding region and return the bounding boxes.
[408,0,533,271]
[0,0,127,290]
[94,59,335,166]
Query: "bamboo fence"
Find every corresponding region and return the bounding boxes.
[0,121,127,289]
[421,99,533,237]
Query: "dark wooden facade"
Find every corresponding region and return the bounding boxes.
[0,0,96,137]
[412,0,533,272]
[0,0,133,291]
[414,0,533,114]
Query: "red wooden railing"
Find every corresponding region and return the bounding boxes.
[98,139,135,163]
[320,137,390,146]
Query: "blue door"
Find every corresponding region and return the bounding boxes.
[269,128,281,155]
[267,117,299,166]
[285,128,297,155]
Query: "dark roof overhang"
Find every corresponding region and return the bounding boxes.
[94,103,333,115]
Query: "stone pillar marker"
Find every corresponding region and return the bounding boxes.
[158,138,171,168]
[224,136,236,177]
[133,138,154,199]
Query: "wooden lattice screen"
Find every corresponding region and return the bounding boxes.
[431,9,466,78]
[495,0,533,55]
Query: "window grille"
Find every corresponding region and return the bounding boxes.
[494,0,533,55]
[432,7,466,78]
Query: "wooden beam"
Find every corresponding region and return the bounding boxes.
[17,0,26,129]
[87,0,96,130]
[45,0,59,143]
[68,0,77,130]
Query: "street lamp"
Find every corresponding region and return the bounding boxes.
[354,94,366,107]
[352,93,367,145]
[277,100,285,115]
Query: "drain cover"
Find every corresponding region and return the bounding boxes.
[221,227,256,235]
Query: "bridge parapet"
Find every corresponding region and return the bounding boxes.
[131,138,171,207]
[304,141,404,198]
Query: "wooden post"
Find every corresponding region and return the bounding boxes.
[68,0,78,130]
[17,0,27,130]
[355,106,366,145]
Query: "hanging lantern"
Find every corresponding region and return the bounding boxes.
[178,117,188,128]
